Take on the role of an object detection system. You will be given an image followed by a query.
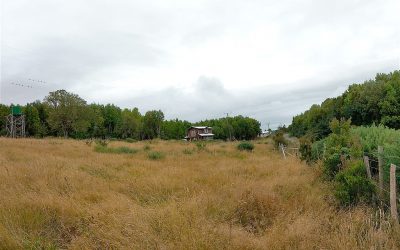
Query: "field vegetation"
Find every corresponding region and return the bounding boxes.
[1,138,399,249]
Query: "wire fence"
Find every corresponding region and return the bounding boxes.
[363,148,399,222]
[278,144,400,222]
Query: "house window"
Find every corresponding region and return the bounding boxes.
[204,128,208,133]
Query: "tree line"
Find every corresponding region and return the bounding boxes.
[289,70,400,140]
[0,89,261,140]
[287,70,400,206]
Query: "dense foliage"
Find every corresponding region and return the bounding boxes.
[322,118,362,178]
[334,161,376,206]
[352,124,400,156]
[352,125,400,184]
[271,131,287,149]
[289,71,400,140]
[300,121,400,205]
[194,116,261,141]
[318,119,374,205]
[237,142,254,151]
[0,89,261,140]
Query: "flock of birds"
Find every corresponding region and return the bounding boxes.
[9,78,47,89]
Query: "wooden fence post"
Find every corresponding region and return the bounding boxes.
[280,144,286,159]
[378,146,384,197]
[390,164,398,223]
[363,156,372,179]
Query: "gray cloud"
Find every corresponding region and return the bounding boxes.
[195,76,226,95]
[1,0,399,129]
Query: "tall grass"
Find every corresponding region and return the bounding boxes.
[94,145,138,154]
[0,138,399,249]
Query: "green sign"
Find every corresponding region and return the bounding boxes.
[11,106,22,115]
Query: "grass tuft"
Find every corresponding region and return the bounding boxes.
[234,190,279,234]
[182,148,194,155]
[237,141,254,151]
[94,145,138,154]
[147,151,165,160]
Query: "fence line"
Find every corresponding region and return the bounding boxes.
[278,143,399,223]
[278,144,299,159]
[364,147,399,223]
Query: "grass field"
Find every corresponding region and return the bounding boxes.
[0,138,399,249]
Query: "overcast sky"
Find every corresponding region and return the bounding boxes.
[1,0,399,129]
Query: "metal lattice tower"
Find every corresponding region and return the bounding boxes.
[5,106,26,138]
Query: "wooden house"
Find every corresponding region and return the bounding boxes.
[185,126,214,141]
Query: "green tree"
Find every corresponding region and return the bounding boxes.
[31,100,50,137]
[44,89,88,137]
[143,110,164,139]
[86,104,106,138]
[103,104,122,137]
[161,119,191,140]
[24,104,40,136]
[118,108,142,139]
[289,71,400,140]
[0,104,10,135]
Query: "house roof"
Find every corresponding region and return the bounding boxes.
[199,133,214,136]
[191,126,212,129]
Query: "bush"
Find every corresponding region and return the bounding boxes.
[352,124,400,156]
[322,118,362,179]
[323,152,342,178]
[237,142,254,151]
[299,137,326,163]
[147,151,164,160]
[299,136,312,162]
[143,145,151,151]
[335,161,376,206]
[94,145,138,154]
[272,131,287,149]
[311,139,325,161]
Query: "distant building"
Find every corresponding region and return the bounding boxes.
[259,130,271,138]
[185,126,214,141]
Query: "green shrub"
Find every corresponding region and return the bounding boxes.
[323,152,342,178]
[352,124,400,156]
[322,118,362,179]
[299,136,312,162]
[272,131,287,149]
[147,151,164,160]
[311,139,325,161]
[94,145,138,154]
[300,137,326,163]
[237,142,254,151]
[143,145,151,151]
[335,161,376,206]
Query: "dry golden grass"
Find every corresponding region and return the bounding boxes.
[0,138,399,249]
